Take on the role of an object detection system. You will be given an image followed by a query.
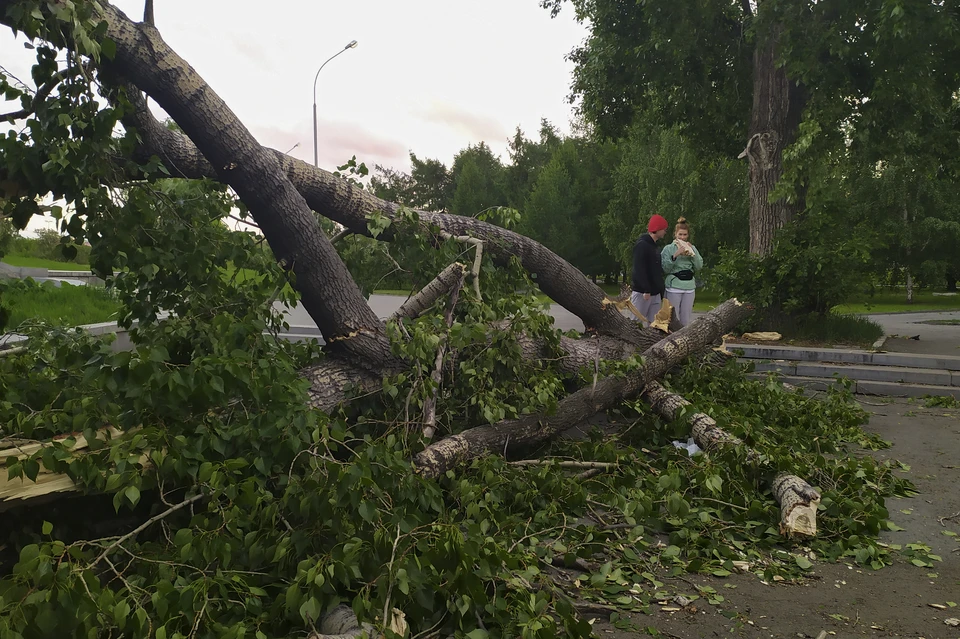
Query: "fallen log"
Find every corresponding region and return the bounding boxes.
[641,381,820,538]
[413,299,753,479]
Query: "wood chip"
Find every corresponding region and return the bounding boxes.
[929,603,948,609]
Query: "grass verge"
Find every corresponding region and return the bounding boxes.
[772,313,884,348]
[2,256,92,271]
[1,280,120,330]
[834,289,960,314]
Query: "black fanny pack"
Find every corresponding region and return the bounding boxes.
[673,269,695,281]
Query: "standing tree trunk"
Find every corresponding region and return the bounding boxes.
[741,23,807,256]
[946,266,957,292]
[903,203,914,303]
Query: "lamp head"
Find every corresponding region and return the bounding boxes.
[346,40,358,49]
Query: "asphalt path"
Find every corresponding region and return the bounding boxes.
[278,295,960,356]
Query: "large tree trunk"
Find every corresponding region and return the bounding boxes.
[119,90,647,345]
[742,23,807,256]
[47,2,403,376]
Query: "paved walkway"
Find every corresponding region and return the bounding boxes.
[278,296,960,355]
[865,310,960,355]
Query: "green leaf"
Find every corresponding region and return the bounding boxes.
[358,501,376,523]
[124,485,141,507]
[795,556,813,570]
[299,597,322,624]
[42,521,53,536]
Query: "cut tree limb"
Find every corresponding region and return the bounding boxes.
[771,472,821,538]
[421,266,466,439]
[413,299,753,479]
[390,262,467,322]
[641,381,820,537]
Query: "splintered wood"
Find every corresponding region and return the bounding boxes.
[0,427,122,512]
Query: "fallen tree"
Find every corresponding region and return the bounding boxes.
[0,2,917,638]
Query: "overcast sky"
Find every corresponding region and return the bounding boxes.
[2,0,588,173]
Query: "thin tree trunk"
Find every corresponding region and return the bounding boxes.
[742,23,807,256]
[904,203,914,303]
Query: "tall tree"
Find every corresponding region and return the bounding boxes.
[603,121,748,271]
[449,142,507,217]
[522,137,618,278]
[542,0,960,256]
[504,119,563,209]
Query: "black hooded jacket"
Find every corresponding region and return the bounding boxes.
[631,234,665,296]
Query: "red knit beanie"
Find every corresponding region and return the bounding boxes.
[647,214,668,233]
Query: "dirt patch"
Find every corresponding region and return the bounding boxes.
[593,399,960,638]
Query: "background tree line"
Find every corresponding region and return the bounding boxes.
[350,0,960,320]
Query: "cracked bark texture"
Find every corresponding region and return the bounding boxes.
[745,24,807,256]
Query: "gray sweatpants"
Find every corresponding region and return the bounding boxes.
[666,289,695,326]
[630,292,661,325]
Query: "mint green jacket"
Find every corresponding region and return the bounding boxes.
[661,241,703,291]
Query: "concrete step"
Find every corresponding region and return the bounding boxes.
[727,343,960,371]
[747,361,957,387]
[747,373,960,400]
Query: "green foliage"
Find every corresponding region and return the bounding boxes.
[0,5,937,638]
[450,143,508,218]
[521,138,619,278]
[713,211,875,318]
[603,121,747,270]
[541,0,750,152]
[0,217,15,257]
[6,229,91,265]
[772,313,884,348]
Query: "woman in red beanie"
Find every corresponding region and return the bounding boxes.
[630,214,668,323]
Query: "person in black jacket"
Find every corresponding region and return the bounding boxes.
[631,214,668,323]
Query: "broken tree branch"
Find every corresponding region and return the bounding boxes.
[421,266,466,439]
[439,231,483,301]
[391,262,467,322]
[413,299,753,479]
[91,492,204,569]
[641,381,820,537]
[117,87,647,344]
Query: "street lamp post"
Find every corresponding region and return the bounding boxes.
[312,40,358,167]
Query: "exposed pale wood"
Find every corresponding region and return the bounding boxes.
[390,262,467,322]
[771,472,820,537]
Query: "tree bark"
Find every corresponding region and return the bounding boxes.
[743,22,807,256]
[391,263,467,322]
[413,299,753,479]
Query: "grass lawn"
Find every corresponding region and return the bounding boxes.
[2,256,92,271]
[833,290,960,314]
[3,282,120,330]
